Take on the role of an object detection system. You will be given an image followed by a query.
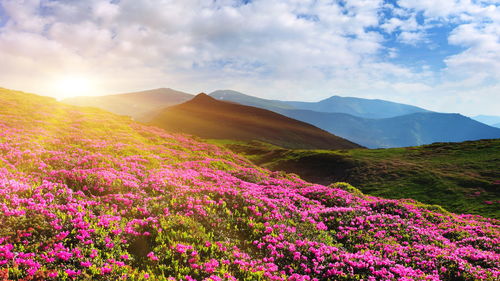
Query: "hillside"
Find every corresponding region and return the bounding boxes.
[213,139,500,218]
[1,87,499,280]
[472,115,500,126]
[210,90,429,118]
[62,89,500,148]
[63,88,193,120]
[209,91,500,148]
[284,95,429,118]
[210,90,294,111]
[286,111,500,148]
[148,93,361,150]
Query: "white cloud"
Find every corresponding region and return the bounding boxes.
[1,0,49,33]
[0,0,498,115]
[398,31,427,45]
[92,1,120,23]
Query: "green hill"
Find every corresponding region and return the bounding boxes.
[212,139,500,218]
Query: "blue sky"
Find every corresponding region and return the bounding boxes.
[0,0,499,116]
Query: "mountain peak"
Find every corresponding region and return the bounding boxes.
[195,92,209,97]
[149,91,361,150]
[191,92,215,102]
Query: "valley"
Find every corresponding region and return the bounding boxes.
[210,139,500,218]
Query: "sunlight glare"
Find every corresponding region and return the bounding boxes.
[53,75,94,99]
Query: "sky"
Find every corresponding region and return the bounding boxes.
[0,0,499,116]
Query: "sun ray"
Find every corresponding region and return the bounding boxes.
[52,75,94,99]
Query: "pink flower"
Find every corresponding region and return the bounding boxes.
[80,261,92,267]
[100,266,112,274]
[147,251,159,261]
[316,222,328,230]
[65,269,81,277]
[175,243,192,254]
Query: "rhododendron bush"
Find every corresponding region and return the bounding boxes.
[0,89,498,280]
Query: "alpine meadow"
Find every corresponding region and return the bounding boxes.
[0,1,499,280]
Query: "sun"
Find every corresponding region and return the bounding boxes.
[53,75,94,99]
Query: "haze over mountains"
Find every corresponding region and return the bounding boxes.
[209,90,500,148]
[62,88,500,148]
[212,90,430,119]
[285,96,430,118]
[147,93,360,150]
[64,88,193,120]
[472,115,500,128]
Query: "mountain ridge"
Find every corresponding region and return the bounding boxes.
[210,90,500,148]
[62,87,500,148]
[283,94,430,118]
[148,93,362,150]
[472,115,500,127]
[63,88,193,120]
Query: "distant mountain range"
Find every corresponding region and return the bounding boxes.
[211,89,430,118]
[268,109,500,148]
[147,93,361,150]
[285,95,429,118]
[63,88,193,120]
[62,88,500,148]
[209,90,500,148]
[472,115,500,128]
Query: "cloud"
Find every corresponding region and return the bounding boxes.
[446,22,500,78]
[0,0,498,115]
[397,31,428,45]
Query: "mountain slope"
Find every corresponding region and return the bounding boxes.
[214,139,500,218]
[284,95,430,118]
[210,90,430,118]
[0,87,498,280]
[148,93,361,150]
[210,89,294,110]
[368,112,500,147]
[63,88,193,120]
[472,115,500,126]
[285,110,500,148]
[209,90,500,148]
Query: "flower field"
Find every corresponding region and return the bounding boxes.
[0,88,498,280]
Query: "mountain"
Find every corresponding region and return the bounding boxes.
[215,139,500,218]
[0,87,498,280]
[210,90,430,118]
[63,88,500,148]
[148,93,361,150]
[284,95,430,118]
[63,88,193,120]
[1,87,498,280]
[472,115,500,127]
[210,89,294,110]
[210,90,500,148]
[492,122,500,128]
[284,110,500,148]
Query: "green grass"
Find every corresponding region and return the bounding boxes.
[209,139,500,218]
